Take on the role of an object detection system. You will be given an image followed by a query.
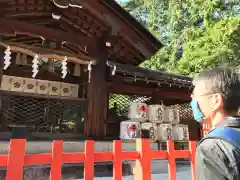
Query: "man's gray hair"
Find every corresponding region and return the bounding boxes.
[193,67,240,113]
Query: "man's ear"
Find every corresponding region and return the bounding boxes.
[212,93,224,112]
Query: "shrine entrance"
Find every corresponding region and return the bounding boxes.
[0,0,162,140]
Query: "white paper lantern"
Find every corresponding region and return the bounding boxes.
[120,120,141,140]
[141,122,158,142]
[157,124,173,141]
[173,125,189,141]
[148,104,165,123]
[128,102,148,122]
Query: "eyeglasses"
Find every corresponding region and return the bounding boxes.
[191,92,219,100]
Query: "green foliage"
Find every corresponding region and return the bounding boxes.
[121,0,240,75]
[177,17,240,75]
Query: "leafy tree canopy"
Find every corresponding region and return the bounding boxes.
[121,0,240,75]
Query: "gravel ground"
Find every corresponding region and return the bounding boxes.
[77,166,192,180]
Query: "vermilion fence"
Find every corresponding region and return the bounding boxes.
[202,122,211,136]
[0,139,197,180]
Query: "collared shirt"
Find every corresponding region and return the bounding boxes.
[196,116,240,180]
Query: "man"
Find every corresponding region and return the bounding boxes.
[190,67,240,180]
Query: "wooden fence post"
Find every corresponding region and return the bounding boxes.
[84,140,95,180]
[50,141,63,180]
[134,139,151,180]
[189,141,197,180]
[113,140,122,180]
[167,140,176,180]
[6,139,26,180]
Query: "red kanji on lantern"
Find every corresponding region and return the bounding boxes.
[128,124,137,131]
[139,105,147,112]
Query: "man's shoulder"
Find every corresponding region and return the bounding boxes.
[198,137,240,167]
[197,138,223,154]
[196,137,240,179]
[199,126,240,151]
[198,137,234,153]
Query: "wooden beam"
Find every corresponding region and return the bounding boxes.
[4,12,51,18]
[107,82,191,100]
[80,1,157,58]
[107,61,193,83]
[0,90,87,103]
[3,65,80,84]
[108,75,192,90]
[0,41,90,64]
[1,3,49,9]
[0,18,95,52]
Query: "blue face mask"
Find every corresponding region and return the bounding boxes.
[190,99,204,122]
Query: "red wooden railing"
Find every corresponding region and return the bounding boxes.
[202,122,211,136]
[0,139,197,180]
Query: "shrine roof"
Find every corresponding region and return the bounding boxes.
[107,61,193,89]
[0,0,162,65]
[107,61,193,103]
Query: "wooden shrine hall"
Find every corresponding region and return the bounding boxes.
[106,61,198,140]
[0,0,194,140]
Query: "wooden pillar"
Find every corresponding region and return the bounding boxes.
[0,46,5,86]
[85,39,108,138]
[78,65,87,98]
[75,65,86,134]
[0,46,6,123]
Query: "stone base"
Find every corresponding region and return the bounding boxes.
[0,160,190,180]
[0,163,133,180]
